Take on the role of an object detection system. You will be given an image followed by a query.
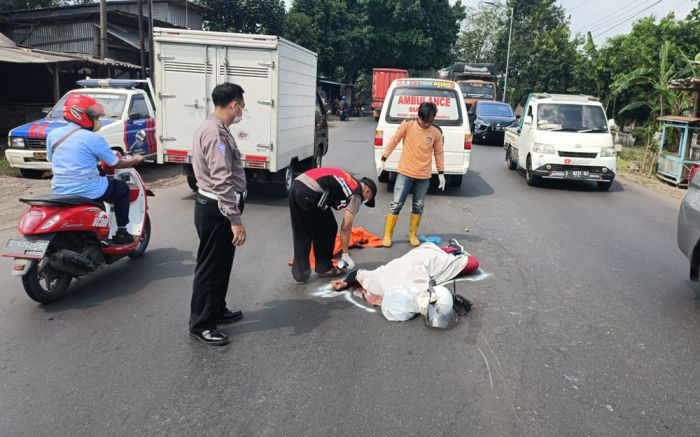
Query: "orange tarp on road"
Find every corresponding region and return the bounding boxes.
[287,227,383,268]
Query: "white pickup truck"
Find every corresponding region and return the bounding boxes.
[504,93,617,191]
[5,79,157,178]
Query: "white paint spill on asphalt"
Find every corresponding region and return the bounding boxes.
[312,285,377,313]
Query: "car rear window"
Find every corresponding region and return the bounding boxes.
[477,103,513,117]
[386,86,463,126]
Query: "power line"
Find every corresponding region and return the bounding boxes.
[568,0,595,11]
[587,1,658,34]
[581,0,656,34]
[593,0,663,38]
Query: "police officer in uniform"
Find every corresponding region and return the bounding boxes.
[189,83,247,346]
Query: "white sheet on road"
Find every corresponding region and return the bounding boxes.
[356,242,468,296]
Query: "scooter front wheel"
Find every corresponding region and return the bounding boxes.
[128,215,151,259]
[22,259,72,304]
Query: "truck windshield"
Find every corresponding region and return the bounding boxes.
[477,103,513,117]
[48,93,127,119]
[537,104,608,132]
[386,87,463,126]
[459,82,495,99]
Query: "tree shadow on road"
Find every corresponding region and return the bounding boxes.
[227,299,354,337]
[40,247,195,312]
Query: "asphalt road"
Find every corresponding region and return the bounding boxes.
[1,117,698,436]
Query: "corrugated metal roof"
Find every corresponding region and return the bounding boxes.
[0,43,139,69]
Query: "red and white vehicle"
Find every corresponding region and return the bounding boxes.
[2,133,153,303]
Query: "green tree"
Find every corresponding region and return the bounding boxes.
[364,0,465,72]
[195,0,285,35]
[454,2,507,63]
[610,41,690,119]
[284,0,370,82]
[285,0,465,83]
[493,0,578,106]
[0,0,58,11]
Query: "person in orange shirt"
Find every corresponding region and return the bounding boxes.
[377,102,446,247]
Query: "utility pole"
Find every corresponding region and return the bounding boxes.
[99,0,107,59]
[138,0,146,78]
[503,6,514,103]
[148,0,154,81]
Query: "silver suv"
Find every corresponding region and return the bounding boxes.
[678,163,700,281]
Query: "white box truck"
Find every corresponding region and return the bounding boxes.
[152,28,327,195]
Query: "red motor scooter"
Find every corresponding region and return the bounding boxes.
[2,131,154,303]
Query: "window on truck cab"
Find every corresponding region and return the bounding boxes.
[458,82,495,100]
[129,95,150,120]
[386,86,463,126]
[49,92,127,119]
[536,104,608,133]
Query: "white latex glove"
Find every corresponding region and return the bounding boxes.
[376,160,385,176]
[340,253,355,269]
[438,173,446,190]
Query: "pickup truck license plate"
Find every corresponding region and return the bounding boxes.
[33,152,47,160]
[565,170,590,178]
[2,239,49,259]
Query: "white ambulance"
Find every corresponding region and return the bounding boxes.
[374,78,472,188]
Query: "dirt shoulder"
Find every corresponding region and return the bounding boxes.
[0,162,185,232]
[617,171,686,200]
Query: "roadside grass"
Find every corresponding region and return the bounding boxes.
[0,152,19,177]
[617,146,648,174]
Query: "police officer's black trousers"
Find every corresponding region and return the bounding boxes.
[190,195,243,333]
[289,181,337,282]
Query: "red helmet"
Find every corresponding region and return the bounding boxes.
[63,93,105,129]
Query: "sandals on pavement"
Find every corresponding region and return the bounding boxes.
[319,266,347,277]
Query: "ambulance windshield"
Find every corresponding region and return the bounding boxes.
[49,92,128,119]
[386,86,463,126]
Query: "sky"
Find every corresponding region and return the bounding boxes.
[283,0,695,44]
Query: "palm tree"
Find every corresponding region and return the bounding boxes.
[610,41,688,118]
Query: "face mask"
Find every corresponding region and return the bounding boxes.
[232,103,243,124]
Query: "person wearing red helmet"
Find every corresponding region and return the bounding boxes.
[47,92,145,245]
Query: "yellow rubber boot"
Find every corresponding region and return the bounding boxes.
[382,213,398,247]
[409,213,422,247]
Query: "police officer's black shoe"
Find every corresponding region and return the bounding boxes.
[215,307,243,325]
[189,329,229,346]
[113,229,136,245]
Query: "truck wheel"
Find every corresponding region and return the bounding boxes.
[22,259,72,304]
[378,170,389,183]
[276,162,295,197]
[386,172,396,192]
[183,164,198,192]
[374,116,379,122]
[525,156,540,187]
[448,174,463,187]
[19,169,45,179]
[506,147,517,170]
[597,180,613,191]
